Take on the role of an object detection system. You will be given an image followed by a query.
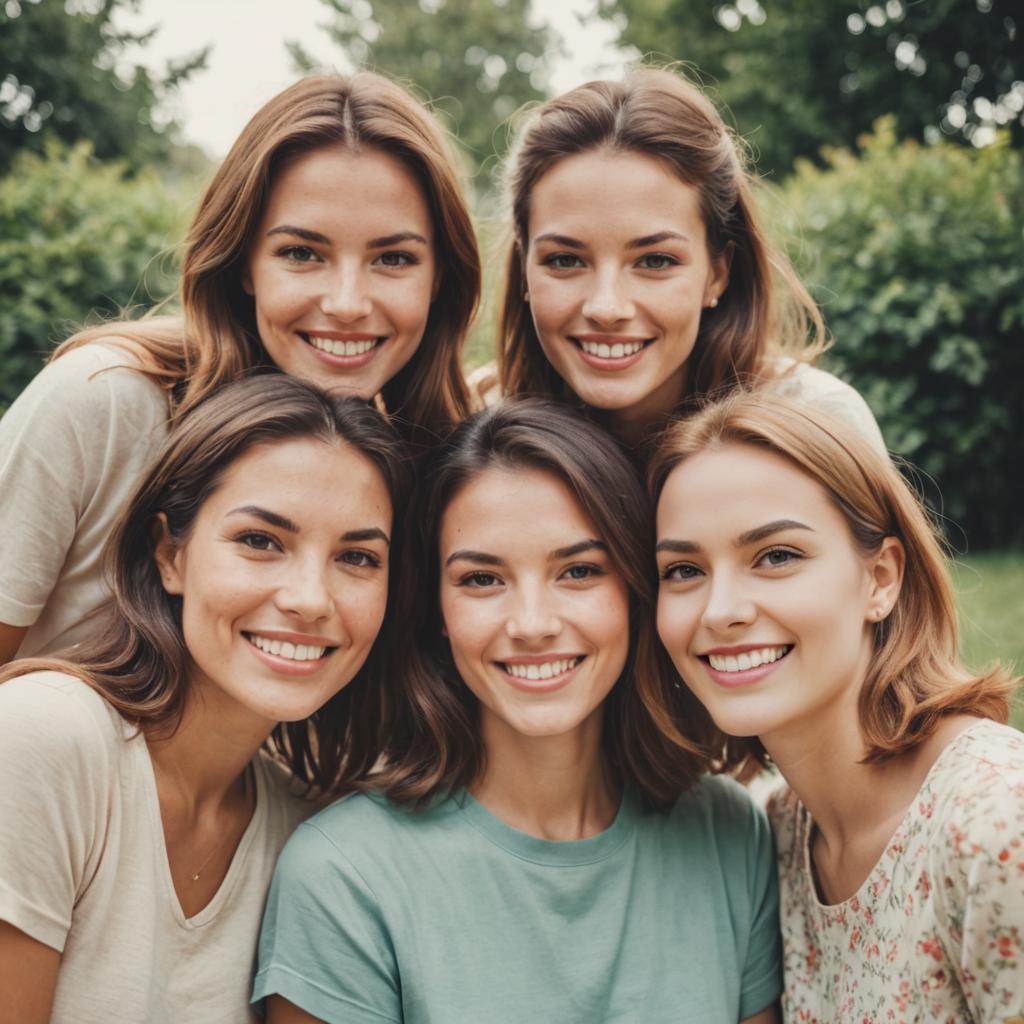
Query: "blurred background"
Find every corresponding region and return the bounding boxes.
[1,0,1021,718]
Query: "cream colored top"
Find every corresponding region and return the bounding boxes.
[0,671,316,1023]
[0,343,171,657]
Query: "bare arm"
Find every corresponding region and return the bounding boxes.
[741,1004,781,1024]
[266,995,326,1024]
[0,622,27,666]
[0,922,60,1024]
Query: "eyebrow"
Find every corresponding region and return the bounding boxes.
[265,225,429,250]
[266,225,329,244]
[367,231,429,248]
[228,507,389,544]
[655,519,814,555]
[532,231,691,251]
[444,538,607,569]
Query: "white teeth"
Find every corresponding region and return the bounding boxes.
[579,339,644,359]
[307,335,378,357]
[707,646,788,673]
[504,657,581,680]
[247,634,326,661]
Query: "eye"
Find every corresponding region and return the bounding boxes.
[636,252,679,270]
[561,562,604,582]
[543,252,586,271]
[235,531,282,553]
[457,570,502,589]
[660,562,703,582]
[756,547,803,569]
[339,549,383,569]
[374,251,417,268]
[275,245,321,264]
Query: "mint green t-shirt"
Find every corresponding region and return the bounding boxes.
[254,777,781,1023]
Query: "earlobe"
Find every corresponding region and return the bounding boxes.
[151,512,184,596]
[867,536,904,621]
[241,265,255,298]
[707,241,734,307]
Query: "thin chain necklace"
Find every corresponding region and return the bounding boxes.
[187,765,254,883]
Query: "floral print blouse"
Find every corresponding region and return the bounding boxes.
[768,719,1024,1023]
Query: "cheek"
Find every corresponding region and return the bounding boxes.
[656,594,693,661]
[440,593,496,664]
[341,581,390,646]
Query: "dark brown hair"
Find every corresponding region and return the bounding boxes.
[54,72,481,439]
[648,390,1018,777]
[0,374,411,792]
[498,67,823,420]
[373,398,709,809]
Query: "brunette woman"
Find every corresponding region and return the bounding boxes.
[651,391,1022,1022]
[494,68,881,451]
[256,400,782,1024]
[0,71,479,663]
[0,375,408,1023]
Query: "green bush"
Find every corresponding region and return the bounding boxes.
[0,141,190,413]
[780,119,1024,549]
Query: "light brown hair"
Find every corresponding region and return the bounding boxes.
[648,390,1018,776]
[498,68,823,420]
[0,375,411,793]
[373,398,710,809]
[54,72,481,438]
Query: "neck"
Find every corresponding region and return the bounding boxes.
[470,708,619,841]
[607,368,687,446]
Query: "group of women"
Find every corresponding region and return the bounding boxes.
[0,66,1020,1024]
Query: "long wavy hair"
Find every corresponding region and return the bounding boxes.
[648,390,1018,777]
[372,398,710,810]
[499,67,824,417]
[0,375,411,793]
[54,72,481,439]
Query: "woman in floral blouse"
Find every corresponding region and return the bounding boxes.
[649,390,1023,1023]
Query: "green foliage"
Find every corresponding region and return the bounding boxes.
[290,0,556,185]
[0,0,207,174]
[598,0,1022,177]
[778,119,1024,547]
[0,141,189,412]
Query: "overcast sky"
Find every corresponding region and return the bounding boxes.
[116,0,627,159]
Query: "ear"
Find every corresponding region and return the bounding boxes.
[151,512,185,596]
[866,535,904,623]
[431,268,442,302]
[705,241,734,308]
[241,263,255,298]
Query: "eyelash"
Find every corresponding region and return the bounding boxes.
[374,251,418,268]
[660,562,703,582]
[340,550,382,569]
[234,532,381,569]
[755,546,803,569]
[275,245,321,264]
[273,246,418,268]
[541,252,681,271]
[235,530,282,553]
[457,571,501,589]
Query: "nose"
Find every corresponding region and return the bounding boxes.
[275,555,335,624]
[700,570,756,635]
[320,263,373,322]
[504,583,563,643]
[582,267,635,327]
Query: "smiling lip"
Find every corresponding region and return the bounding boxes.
[300,331,385,368]
[699,644,792,689]
[497,654,585,694]
[243,629,338,676]
[571,333,651,371]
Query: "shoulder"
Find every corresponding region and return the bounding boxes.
[766,358,885,453]
[668,774,774,860]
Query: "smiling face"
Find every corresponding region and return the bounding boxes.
[438,465,630,746]
[655,442,900,746]
[156,436,392,728]
[244,143,436,399]
[524,150,729,433]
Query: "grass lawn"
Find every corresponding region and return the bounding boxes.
[954,552,1024,731]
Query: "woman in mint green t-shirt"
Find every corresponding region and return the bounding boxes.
[255,399,782,1024]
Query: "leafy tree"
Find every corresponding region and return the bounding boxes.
[0,0,207,174]
[778,119,1024,547]
[289,0,557,184]
[597,0,1022,177]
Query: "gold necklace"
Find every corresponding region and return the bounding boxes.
[187,765,253,882]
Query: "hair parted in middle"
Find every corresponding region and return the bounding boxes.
[0,374,411,793]
[54,71,481,438]
[372,397,711,809]
[647,389,1018,780]
[498,66,824,412]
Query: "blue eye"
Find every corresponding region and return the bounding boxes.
[563,563,602,581]
[757,547,802,568]
[661,562,703,581]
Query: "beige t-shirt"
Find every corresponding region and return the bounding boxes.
[0,343,170,657]
[0,671,316,1023]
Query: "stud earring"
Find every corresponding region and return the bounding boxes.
[523,292,530,303]
[708,297,719,308]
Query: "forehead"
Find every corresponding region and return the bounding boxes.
[260,142,432,233]
[657,442,844,537]
[440,466,598,550]
[527,149,706,242]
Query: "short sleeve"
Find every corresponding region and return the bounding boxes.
[0,674,112,951]
[0,343,167,630]
[254,821,401,1024]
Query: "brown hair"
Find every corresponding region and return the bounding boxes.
[498,67,823,419]
[54,72,481,438]
[372,398,710,810]
[648,390,1018,776]
[0,375,411,793]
